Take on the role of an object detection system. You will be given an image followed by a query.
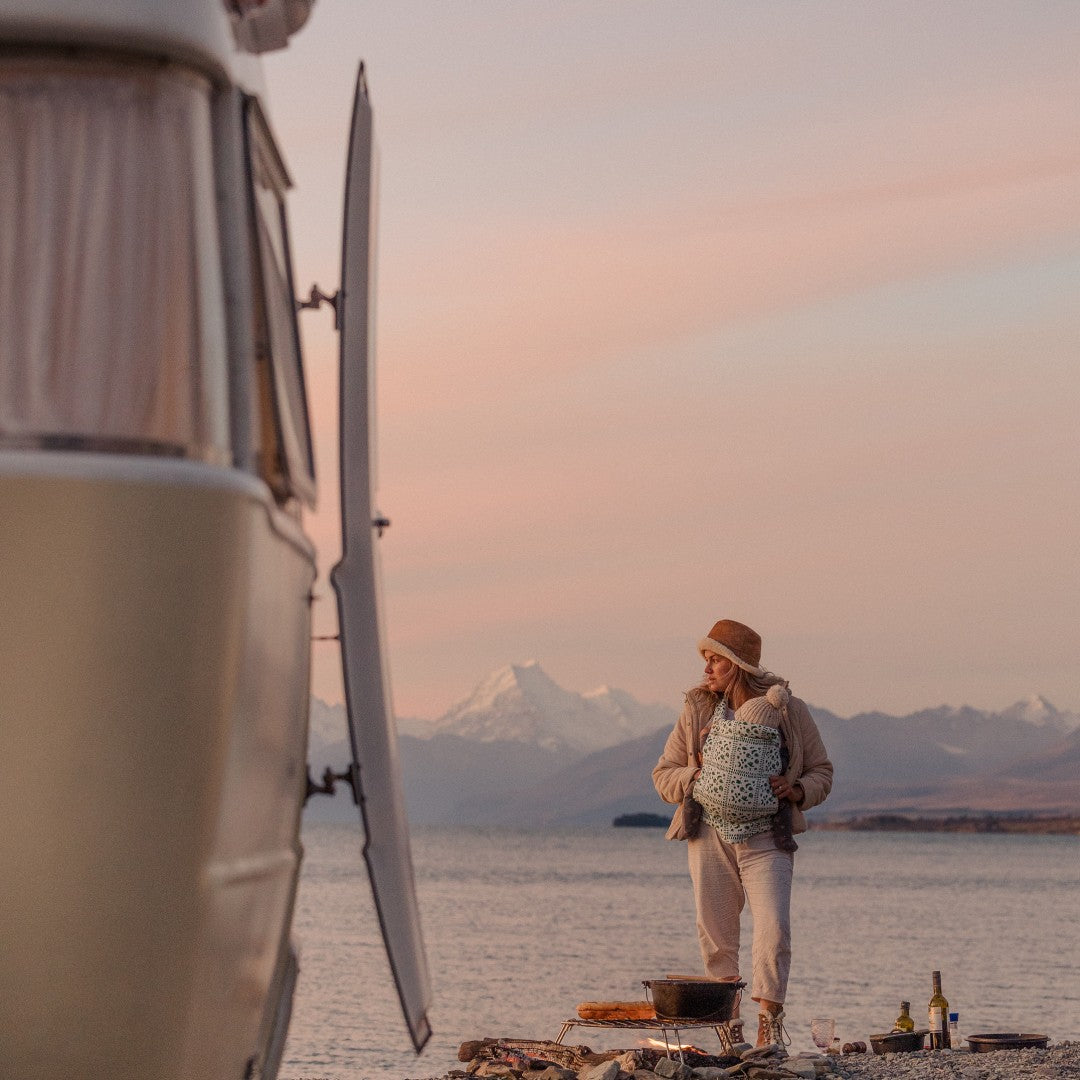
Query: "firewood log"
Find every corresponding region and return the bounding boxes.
[458,1038,598,1069]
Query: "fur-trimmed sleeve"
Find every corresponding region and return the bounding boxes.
[652,697,699,805]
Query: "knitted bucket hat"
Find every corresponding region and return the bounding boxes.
[734,683,791,728]
[698,619,764,675]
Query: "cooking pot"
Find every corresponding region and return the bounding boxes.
[967,1033,1049,1053]
[869,1030,928,1054]
[642,978,745,1022]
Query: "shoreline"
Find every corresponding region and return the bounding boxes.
[614,813,1080,835]
[813,813,1080,835]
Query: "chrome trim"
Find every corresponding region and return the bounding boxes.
[0,433,232,466]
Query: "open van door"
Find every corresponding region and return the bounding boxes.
[330,65,433,1053]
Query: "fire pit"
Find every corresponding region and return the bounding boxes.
[555,1015,739,1057]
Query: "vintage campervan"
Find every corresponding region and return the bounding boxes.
[0,1,430,1077]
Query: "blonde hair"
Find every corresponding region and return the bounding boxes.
[698,666,788,710]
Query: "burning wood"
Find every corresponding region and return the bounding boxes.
[456,1036,743,1077]
[458,1038,603,1071]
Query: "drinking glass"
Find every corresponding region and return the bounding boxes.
[810,1018,836,1052]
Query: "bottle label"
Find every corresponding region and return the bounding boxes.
[929,1006,945,1032]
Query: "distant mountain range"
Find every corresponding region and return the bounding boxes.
[305,663,1080,827]
[415,660,673,753]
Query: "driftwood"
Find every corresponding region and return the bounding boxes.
[458,1038,605,1070]
[458,1037,737,1074]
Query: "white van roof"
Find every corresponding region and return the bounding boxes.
[0,0,312,84]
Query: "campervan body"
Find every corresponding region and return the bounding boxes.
[0,2,430,1077]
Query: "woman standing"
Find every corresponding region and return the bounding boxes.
[652,619,833,1049]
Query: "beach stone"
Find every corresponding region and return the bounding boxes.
[691,1069,729,1079]
[653,1058,693,1080]
[535,1069,575,1080]
[740,1047,776,1061]
[470,1064,521,1078]
[579,1061,620,1080]
[739,1052,788,1072]
[614,1051,644,1072]
[633,1071,656,1080]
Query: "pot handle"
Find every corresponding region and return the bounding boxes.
[642,979,748,990]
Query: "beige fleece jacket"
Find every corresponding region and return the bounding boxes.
[652,686,833,840]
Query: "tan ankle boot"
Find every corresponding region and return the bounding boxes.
[756,1008,789,1053]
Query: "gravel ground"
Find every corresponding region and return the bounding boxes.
[414,1040,1080,1080]
[826,1042,1080,1080]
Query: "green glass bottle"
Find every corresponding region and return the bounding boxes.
[893,1001,915,1033]
[928,971,951,1049]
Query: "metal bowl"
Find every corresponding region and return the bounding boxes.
[869,1030,928,1054]
[642,979,744,1022]
[967,1033,1049,1053]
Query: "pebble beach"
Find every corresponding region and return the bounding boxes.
[830,1042,1080,1080]
[395,1039,1080,1080]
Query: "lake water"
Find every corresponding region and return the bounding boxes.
[280,823,1080,1079]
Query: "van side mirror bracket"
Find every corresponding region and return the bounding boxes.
[304,763,359,805]
[297,284,340,330]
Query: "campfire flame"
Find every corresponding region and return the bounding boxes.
[640,1036,696,1051]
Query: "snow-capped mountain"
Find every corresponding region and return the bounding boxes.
[429,660,674,754]
[997,694,1080,732]
[582,683,675,739]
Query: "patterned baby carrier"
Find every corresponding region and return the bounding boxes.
[693,698,781,843]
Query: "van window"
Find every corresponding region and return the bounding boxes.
[0,56,229,461]
[245,101,315,506]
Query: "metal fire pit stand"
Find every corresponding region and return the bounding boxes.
[554,1018,738,1061]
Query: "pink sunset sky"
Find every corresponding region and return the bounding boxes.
[264,1,1080,721]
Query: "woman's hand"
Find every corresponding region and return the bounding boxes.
[769,774,802,803]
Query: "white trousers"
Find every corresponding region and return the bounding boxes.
[687,828,794,1006]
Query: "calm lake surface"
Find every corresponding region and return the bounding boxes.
[280,823,1080,1079]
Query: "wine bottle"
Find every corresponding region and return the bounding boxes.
[928,971,951,1049]
[893,1001,915,1033]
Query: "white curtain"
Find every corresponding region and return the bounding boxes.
[0,58,229,460]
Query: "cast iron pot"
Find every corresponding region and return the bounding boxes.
[642,979,745,1022]
[869,1030,928,1054]
[967,1033,1049,1053]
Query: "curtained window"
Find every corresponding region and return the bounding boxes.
[0,57,229,462]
